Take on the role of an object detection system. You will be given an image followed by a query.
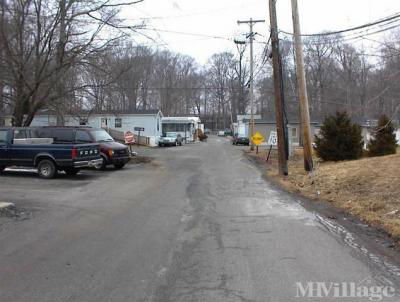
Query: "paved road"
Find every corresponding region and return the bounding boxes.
[1,137,400,302]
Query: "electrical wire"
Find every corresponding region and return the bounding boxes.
[123,3,254,21]
[281,20,400,47]
[281,11,400,37]
[252,34,272,80]
[141,27,234,41]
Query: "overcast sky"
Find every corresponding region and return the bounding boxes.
[121,0,400,65]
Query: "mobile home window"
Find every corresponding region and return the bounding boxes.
[115,118,122,128]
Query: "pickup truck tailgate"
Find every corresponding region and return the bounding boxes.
[74,144,100,160]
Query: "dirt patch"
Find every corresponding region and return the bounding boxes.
[248,148,400,238]
[0,203,32,220]
[128,156,154,164]
[127,156,163,168]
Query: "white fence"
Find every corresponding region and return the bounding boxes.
[105,128,152,146]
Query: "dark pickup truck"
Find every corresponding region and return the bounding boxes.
[0,128,102,178]
[36,127,130,170]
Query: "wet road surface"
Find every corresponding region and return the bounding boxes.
[1,136,400,301]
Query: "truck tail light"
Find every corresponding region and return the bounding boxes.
[72,148,78,159]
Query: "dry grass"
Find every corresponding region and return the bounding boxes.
[251,147,400,238]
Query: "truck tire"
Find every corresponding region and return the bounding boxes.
[114,163,125,169]
[64,168,80,176]
[95,156,107,170]
[38,159,57,179]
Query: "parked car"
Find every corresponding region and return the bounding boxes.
[159,133,183,147]
[224,129,233,136]
[0,128,102,178]
[232,134,250,146]
[204,128,211,135]
[37,127,130,170]
[218,131,225,136]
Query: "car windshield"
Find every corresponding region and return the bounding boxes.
[90,130,114,142]
[165,133,177,138]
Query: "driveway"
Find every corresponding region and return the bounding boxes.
[0,136,399,302]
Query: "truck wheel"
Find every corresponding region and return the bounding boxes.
[38,160,57,179]
[114,163,125,169]
[64,168,80,176]
[95,156,107,170]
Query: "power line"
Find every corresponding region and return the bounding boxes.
[253,34,272,79]
[281,19,400,46]
[141,27,233,41]
[124,4,254,21]
[281,11,400,37]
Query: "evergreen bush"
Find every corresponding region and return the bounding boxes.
[368,115,397,157]
[315,111,364,161]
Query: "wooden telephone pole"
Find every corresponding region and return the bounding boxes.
[291,0,314,171]
[269,0,288,175]
[237,18,265,151]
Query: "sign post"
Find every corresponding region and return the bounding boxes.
[266,131,278,163]
[267,131,278,145]
[124,131,135,155]
[251,131,265,154]
[134,127,145,147]
[251,131,265,146]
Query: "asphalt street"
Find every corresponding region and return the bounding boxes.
[1,136,400,302]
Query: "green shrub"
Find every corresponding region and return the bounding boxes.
[368,115,397,157]
[315,111,364,161]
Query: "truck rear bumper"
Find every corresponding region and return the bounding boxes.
[74,158,103,168]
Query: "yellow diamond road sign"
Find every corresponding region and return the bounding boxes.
[251,131,265,145]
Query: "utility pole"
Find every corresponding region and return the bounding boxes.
[269,0,288,175]
[237,18,265,151]
[204,86,207,118]
[291,0,314,172]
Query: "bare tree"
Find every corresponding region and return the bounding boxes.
[207,52,235,129]
[0,0,143,126]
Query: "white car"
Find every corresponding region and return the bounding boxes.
[218,131,225,136]
[158,133,183,147]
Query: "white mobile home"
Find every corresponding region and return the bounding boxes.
[15,109,164,146]
[232,114,262,137]
[161,116,202,142]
